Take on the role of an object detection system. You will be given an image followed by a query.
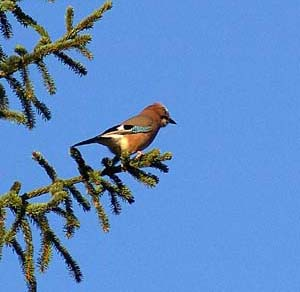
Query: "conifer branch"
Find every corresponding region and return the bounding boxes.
[37,230,52,273]
[0,108,27,124]
[0,11,12,38]
[10,238,37,292]
[35,59,56,95]
[53,51,87,76]
[20,219,36,291]
[0,82,8,108]
[32,215,83,282]
[0,148,172,291]
[0,1,16,14]
[65,6,74,33]
[67,185,91,212]
[0,2,175,292]
[0,1,112,128]
[0,207,6,260]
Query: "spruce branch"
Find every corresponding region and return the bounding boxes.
[0,11,12,38]
[75,45,93,60]
[32,151,57,181]
[20,219,36,291]
[0,82,8,108]
[37,231,52,273]
[0,2,175,292]
[13,5,51,41]
[0,44,7,61]
[35,59,56,94]
[0,148,172,291]
[0,1,16,13]
[6,74,35,128]
[65,6,74,33]
[32,214,83,282]
[54,51,87,76]
[66,1,112,38]
[0,1,112,128]
[67,185,91,212]
[10,238,37,292]
[0,108,27,124]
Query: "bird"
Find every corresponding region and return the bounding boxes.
[72,102,176,157]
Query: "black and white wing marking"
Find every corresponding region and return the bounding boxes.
[100,124,152,138]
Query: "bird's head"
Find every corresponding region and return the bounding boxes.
[143,102,176,127]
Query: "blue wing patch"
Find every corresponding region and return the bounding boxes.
[130,125,152,133]
[101,124,152,137]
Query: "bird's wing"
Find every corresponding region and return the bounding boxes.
[100,115,153,138]
[122,114,153,127]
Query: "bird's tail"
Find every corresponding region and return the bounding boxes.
[72,136,99,147]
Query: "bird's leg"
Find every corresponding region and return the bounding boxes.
[134,151,144,159]
[111,155,120,166]
[113,155,127,171]
[120,152,130,172]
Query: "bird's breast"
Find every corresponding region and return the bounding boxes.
[119,136,129,152]
[103,135,130,155]
[101,131,159,155]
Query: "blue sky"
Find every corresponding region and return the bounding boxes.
[2,1,300,291]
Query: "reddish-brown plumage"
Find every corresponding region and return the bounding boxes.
[72,102,176,156]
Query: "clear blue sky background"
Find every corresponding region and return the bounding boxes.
[1,1,300,291]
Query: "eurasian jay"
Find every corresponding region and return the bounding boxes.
[72,102,176,157]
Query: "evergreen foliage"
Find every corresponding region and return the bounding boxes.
[0,148,172,291]
[0,2,174,292]
[0,0,112,128]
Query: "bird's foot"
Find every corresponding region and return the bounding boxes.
[120,162,127,172]
[134,151,144,160]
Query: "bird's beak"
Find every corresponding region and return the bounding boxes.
[169,118,176,124]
